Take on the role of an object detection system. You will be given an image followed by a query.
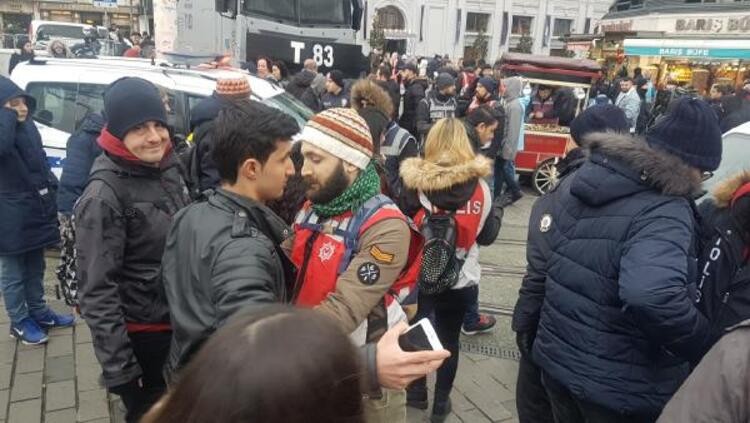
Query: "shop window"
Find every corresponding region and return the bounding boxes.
[553,19,573,37]
[512,16,533,35]
[26,82,78,133]
[466,12,490,33]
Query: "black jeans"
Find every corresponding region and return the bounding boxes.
[516,353,554,423]
[541,371,658,423]
[118,331,171,423]
[409,285,476,399]
[494,158,522,199]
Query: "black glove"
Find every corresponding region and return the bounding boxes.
[108,378,141,398]
[515,331,536,358]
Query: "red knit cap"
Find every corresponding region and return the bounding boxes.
[215,78,251,100]
[300,108,374,169]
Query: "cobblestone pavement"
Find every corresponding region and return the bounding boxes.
[1,188,535,422]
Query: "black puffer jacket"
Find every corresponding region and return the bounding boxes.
[531,132,712,416]
[399,78,427,137]
[74,153,190,388]
[287,70,321,112]
[163,189,293,378]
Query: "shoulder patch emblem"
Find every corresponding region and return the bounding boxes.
[357,262,381,285]
[540,214,553,233]
[369,245,395,264]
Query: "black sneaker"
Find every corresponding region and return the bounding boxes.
[462,314,497,336]
[500,191,523,207]
[406,386,429,410]
[431,397,452,423]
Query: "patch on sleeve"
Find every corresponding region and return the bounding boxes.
[357,262,381,285]
[369,245,395,264]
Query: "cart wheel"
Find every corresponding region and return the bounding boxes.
[532,158,559,195]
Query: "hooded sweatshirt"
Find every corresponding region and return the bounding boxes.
[501,77,525,161]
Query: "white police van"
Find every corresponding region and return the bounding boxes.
[11,57,312,178]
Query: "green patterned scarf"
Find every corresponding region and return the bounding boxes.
[312,162,381,218]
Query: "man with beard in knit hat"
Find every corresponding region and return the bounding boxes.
[287,107,425,422]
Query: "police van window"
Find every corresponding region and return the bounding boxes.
[299,0,349,26]
[26,82,78,133]
[75,83,106,129]
[37,24,86,40]
[243,0,296,22]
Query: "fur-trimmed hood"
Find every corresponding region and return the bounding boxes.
[712,170,750,209]
[400,155,491,192]
[571,131,703,206]
[350,79,394,118]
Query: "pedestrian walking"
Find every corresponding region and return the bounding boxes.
[512,104,629,423]
[290,107,424,422]
[55,112,104,307]
[321,70,348,110]
[74,77,191,423]
[0,76,75,346]
[530,98,719,422]
[8,37,33,75]
[615,77,642,132]
[163,100,298,378]
[496,77,525,206]
[398,62,427,138]
[416,72,457,141]
[401,117,503,422]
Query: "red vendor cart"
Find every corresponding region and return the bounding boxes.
[498,53,602,194]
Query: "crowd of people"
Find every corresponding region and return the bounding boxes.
[1,45,750,423]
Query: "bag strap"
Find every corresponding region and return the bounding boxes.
[336,194,394,275]
[87,169,134,214]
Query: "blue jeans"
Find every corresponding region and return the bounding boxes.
[0,249,50,325]
[494,158,521,199]
[463,286,480,327]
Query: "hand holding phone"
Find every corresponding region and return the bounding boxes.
[398,318,444,352]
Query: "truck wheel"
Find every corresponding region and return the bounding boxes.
[532,158,559,195]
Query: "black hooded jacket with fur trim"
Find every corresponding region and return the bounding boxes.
[525,132,711,416]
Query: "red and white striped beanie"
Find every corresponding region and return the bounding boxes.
[300,107,374,169]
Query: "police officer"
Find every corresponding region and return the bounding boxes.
[416,73,457,142]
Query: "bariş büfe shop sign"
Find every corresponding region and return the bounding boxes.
[675,16,750,33]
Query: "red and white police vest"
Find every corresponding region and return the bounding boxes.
[413,179,492,290]
[291,194,422,345]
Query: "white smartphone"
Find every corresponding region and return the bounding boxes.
[398,318,444,352]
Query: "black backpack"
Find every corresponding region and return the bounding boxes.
[696,209,750,342]
[417,210,462,295]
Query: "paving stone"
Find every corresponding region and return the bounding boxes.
[75,343,98,365]
[455,407,493,422]
[77,389,109,422]
[501,400,518,419]
[15,347,44,374]
[10,371,42,402]
[47,335,74,358]
[46,355,75,383]
[0,341,16,365]
[46,380,75,412]
[0,363,12,390]
[45,408,77,423]
[75,325,92,344]
[0,389,9,419]
[49,327,74,337]
[8,398,42,423]
[76,359,103,392]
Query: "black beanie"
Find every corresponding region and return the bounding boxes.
[570,104,629,145]
[358,107,390,148]
[104,77,167,140]
[646,97,723,171]
[328,70,345,89]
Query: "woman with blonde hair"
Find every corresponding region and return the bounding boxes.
[400,118,503,422]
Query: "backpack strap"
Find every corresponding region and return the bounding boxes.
[336,194,395,275]
[87,169,136,217]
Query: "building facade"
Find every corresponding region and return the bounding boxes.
[0,0,151,36]
[599,0,750,93]
[362,0,612,61]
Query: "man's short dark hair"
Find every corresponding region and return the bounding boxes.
[621,77,634,83]
[213,101,299,183]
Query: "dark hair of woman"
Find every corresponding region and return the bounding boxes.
[141,305,364,423]
[267,142,307,225]
[466,105,500,127]
[272,60,289,79]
